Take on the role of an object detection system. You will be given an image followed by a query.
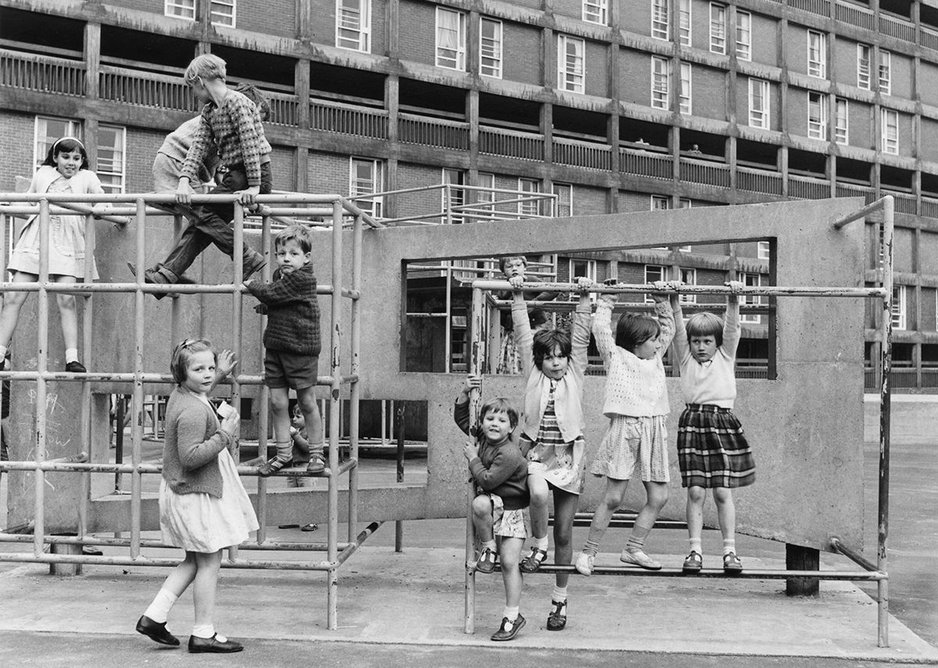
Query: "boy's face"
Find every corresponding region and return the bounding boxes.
[276,239,311,274]
[501,258,526,279]
[481,409,512,443]
[689,335,718,363]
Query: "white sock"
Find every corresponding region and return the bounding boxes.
[689,537,702,554]
[65,348,79,364]
[191,623,215,639]
[551,585,567,602]
[482,539,496,552]
[723,538,736,556]
[535,535,548,551]
[143,588,178,624]
[503,606,519,621]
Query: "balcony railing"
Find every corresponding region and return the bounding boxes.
[99,65,197,112]
[399,113,469,151]
[836,183,876,204]
[738,166,783,195]
[835,1,875,30]
[266,91,299,127]
[922,27,938,52]
[880,14,916,42]
[922,196,938,218]
[310,99,388,140]
[789,174,831,199]
[680,158,731,188]
[479,126,545,161]
[790,0,829,17]
[620,148,673,180]
[0,48,84,97]
[887,191,918,214]
[553,137,612,170]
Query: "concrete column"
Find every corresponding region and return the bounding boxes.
[786,543,820,596]
[83,22,100,99]
[296,0,311,40]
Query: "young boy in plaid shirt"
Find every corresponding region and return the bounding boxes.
[245,225,325,476]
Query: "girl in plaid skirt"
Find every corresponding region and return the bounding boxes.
[670,281,755,575]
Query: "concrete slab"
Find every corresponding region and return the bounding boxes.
[0,545,934,664]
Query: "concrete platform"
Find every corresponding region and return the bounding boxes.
[0,544,935,665]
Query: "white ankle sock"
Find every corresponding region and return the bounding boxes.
[723,538,736,556]
[689,537,702,554]
[191,623,215,639]
[143,588,178,624]
[503,606,519,621]
[482,539,496,551]
[65,348,79,364]
[551,585,568,602]
[535,535,548,551]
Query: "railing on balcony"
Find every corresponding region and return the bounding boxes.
[680,158,731,188]
[836,182,876,204]
[879,14,916,42]
[885,191,918,215]
[620,148,673,180]
[0,49,84,97]
[789,174,831,199]
[479,126,545,161]
[789,0,830,17]
[265,91,299,127]
[553,137,612,170]
[310,98,388,140]
[835,1,875,29]
[99,65,197,112]
[922,196,938,219]
[922,27,938,52]
[399,113,469,151]
[737,166,783,195]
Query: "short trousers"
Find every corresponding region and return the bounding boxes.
[264,350,319,390]
[490,493,528,539]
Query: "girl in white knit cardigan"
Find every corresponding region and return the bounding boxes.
[575,279,676,575]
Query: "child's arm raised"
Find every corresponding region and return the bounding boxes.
[211,350,237,390]
[669,282,689,361]
[569,277,593,375]
[230,95,266,204]
[723,280,743,358]
[453,374,482,436]
[510,276,534,377]
[650,281,676,353]
[591,278,618,363]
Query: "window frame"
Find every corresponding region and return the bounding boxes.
[679,0,692,46]
[349,156,385,218]
[748,77,769,129]
[518,178,541,216]
[757,240,770,260]
[96,123,127,194]
[881,108,899,154]
[892,285,907,330]
[739,272,765,324]
[336,0,371,52]
[479,17,503,79]
[651,56,670,110]
[835,97,849,145]
[165,0,196,20]
[441,168,467,224]
[435,7,467,71]
[552,182,574,217]
[210,0,236,27]
[557,34,586,94]
[583,0,609,25]
[807,30,826,79]
[651,0,670,41]
[709,3,727,54]
[679,267,697,305]
[736,10,751,61]
[857,43,872,90]
[34,116,82,172]
[679,61,692,115]
[879,49,892,96]
[807,92,829,140]
[476,172,497,220]
[644,264,668,303]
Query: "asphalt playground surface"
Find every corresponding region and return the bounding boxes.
[0,439,935,667]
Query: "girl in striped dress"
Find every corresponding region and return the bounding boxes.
[670,282,755,574]
[574,280,675,575]
[511,274,593,632]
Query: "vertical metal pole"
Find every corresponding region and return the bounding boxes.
[327,199,344,630]
[228,201,244,564]
[130,198,146,559]
[255,214,271,545]
[877,196,894,648]
[170,213,184,346]
[77,212,95,547]
[348,212,362,543]
[33,199,51,557]
[0,213,5,459]
[394,404,405,552]
[444,265,452,373]
[464,285,485,634]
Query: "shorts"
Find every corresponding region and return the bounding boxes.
[264,350,319,390]
[489,493,528,539]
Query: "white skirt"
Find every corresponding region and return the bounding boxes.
[160,449,259,553]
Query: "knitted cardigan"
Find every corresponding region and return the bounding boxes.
[246,263,322,356]
[161,386,232,498]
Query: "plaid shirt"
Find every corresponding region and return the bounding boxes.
[182,89,272,187]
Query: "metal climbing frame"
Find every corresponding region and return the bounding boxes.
[462,196,895,648]
[0,190,382,629]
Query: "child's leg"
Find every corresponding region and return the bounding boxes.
[624,480,668,555]
[685,485,706,555]
[0,272,34,355]
[527,469,550,546]
[551,487,578,590]
[269,386,292,462]
[54,276,79,362]
[295,386,324,468]
[498,536,525,611]
[471,494,495,544]
[143,552,197,622]
[582,477,629,556]
[713,487,737,555]
[191,550,223,638]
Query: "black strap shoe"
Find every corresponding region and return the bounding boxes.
[546,599,567,631]
[188,633,244,653]
[135,615,180,646]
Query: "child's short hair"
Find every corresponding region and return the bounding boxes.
[275,224,313,254]
[615,313,661,352]
[498,256,527,274]
[185,54,226,87]
[170,338,215,384]
[234,82,271,121]
[479,397,519,431]
[532,328,572,369]
[43,137,89,171]
[529,308,549,330]
[685,312,724,347]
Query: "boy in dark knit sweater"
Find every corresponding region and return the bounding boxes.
[245,225,324,476]
[455,378,530,642]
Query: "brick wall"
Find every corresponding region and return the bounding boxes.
[893,52,913,99]
[584,40,608,97]
[618,49,648,107]
[398,1,438,67]
[751,13,777,67]
[307,151,350,196]
[573,184,607,214]
[270,146,296,192]
[504,22,542,85]
[397,163,443,220]
[923,119,938,161]
[694,65,725,120]
[553,0,583,22]
[921,62,938,107]
[785,23,808,76]
[235,0,296,37]
[0,113,37,192]
[125,128,165,192]
[108,0,160,14]
[625,0,653,40]
[617,190,650,212]
[834,36,858,85]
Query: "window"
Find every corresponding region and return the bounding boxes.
[442,169,466,223]
[679,62,692,115]
[583,0,608,25]
[679,267,697,304]
[679,0,691,46]
[165,0,195,20]
[651,195,670,210]
[651,56,670,110]
[857,44,871,90]
[892,285,906,330]
[350,157,384,218]
[652,0,670,40]
[644,264,667,303]
[480,18,502,78]
[34,116,82,171]
[558,35,585,94]
[436,7,466,70]
[710,3,726,54]
[736,10,751,61]
[835,98,849,145]
[569,258,597,281]
[210,0,235,27]
[879,49,891,96]
[552,182,573,217]
[740,272,764,324]
[881,109,898,154]
[807,92,828,140]
[748,78,769,129]
[336,0,371,52]
[757,240,770,260]
[807,31,826,78]
[477,172,496,220]
[97,124,126,194]
[518,178,541,216]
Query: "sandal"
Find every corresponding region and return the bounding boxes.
[307,454,326,474]
[682,550,703,574]
[257,457,293,477]
[546,599,567,631]
[519,546,548,573]
[723,551,743,574]
[476,547,497,574]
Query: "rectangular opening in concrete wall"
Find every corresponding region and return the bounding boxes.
[310,62,386,105]
[0,7,84,56]
[100,26,197,71]
[618,117,669,149]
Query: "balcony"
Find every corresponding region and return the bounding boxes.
[479,126,545,161]
[399,113,469,151]
[789,173,831,199]
[835,1,875,30]
[553,136,612,171]
[310,98,388,140]
[738,166,783,195]
[680,157,731,188]
[619,148,672,180]
[0,48,84,97]
[99,65,196,112]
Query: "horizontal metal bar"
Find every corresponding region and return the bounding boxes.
[0,204,129,226]
[470,279,888,299]
[0,553,337,570]
[336,521,382,566]
[0,460,350,476]
[479,563,886,580]
[1,192,348,205]
[0,281,339,295]
[0,533,351,552]
[831,196,890,230]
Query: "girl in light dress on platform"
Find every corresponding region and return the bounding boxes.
[136,338,258,654]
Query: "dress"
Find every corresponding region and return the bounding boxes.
[523,381,586,494]
[8,167,101,279]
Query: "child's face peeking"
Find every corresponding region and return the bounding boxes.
[501,258,526,279]
[54,148,83,179]
[632,334,661,360]
[689,334,718,363]
[480,408,512,443]
[183,350,216,396]
[540,344,569,380]
[276,239,311,274]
